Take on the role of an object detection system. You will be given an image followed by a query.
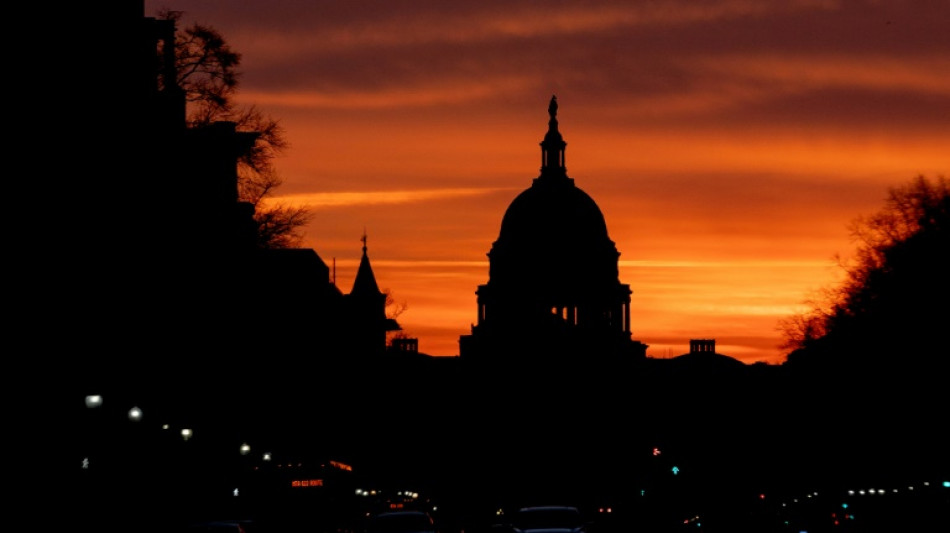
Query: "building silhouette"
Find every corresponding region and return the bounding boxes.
[347,233,402,357]
[460,96,648,363]
[108,1,401,371]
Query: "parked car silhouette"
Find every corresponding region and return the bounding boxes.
[366,511,438,533]
[509,506,587,533]
[181,520,257,533]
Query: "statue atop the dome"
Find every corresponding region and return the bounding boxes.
[548,94,558,119]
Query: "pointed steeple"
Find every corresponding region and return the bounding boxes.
[538,94,568,181]
[351,230,382,297]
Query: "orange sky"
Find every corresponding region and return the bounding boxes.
[146,0,949,363]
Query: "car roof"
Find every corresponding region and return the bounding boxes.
[511,506,584,527]
[372,511,432,519]
[367,511,436,533]
[183,521,255,532]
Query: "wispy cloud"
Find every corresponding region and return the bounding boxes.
[328,259,488,269]
[698,54,950,95]
[268,187,511,209]
[239,76,536,109]
[239,0,837,56]
[620,259,836,268]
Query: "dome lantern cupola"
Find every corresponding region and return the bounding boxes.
[539,95,569,182]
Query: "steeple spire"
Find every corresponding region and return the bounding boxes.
[352,230,381,297]
[539,94,568,181]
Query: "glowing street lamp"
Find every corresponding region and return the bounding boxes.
[128,406,143,421]
[181,428,193,441]
[85,395,103,408]
[240,443,251,455]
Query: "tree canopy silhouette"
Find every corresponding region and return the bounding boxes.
[158,9,312,249]
[781,174,949,372]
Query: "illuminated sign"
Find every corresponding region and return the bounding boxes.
[291,479,325,488]
[330,460,353,471]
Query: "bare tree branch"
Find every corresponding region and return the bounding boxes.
[158,9,310,249]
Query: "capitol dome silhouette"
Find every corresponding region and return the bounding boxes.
[460,96,647,363]
[492,174,617,289]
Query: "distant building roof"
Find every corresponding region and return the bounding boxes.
[351,234,382,297]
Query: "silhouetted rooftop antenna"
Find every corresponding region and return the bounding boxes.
[361,228,368,255]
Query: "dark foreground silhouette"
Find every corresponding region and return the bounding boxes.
[72,4,947,532]
[76,352,947,533]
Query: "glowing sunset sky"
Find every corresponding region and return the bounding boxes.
[145,0,949,363]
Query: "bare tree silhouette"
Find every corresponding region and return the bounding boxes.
[383,288,410,347]
[781,174,949,370]
[158,9,312,249]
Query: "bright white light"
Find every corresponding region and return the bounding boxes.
[82,457,89,469]
[263,452,272,461]
[848,490,855,495]
[859,490,866,495]
[128,406,142,421]
[162,424,169,430]
[85,395,103,408]
[240,443,251,455]
[233,488,240,497]
[181,428,193,441]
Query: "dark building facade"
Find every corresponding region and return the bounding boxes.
[345,234,402,357]
[105,2,400,368]
[460,96,647,362]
